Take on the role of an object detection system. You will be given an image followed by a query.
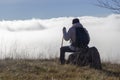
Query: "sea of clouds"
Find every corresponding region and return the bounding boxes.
[0,14,120,64]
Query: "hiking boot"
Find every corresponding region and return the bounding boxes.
[60,59,65,65]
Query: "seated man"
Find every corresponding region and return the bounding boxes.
[60,18,90,64]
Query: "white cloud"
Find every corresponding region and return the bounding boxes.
[0,14,120,63]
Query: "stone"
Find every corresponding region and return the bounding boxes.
[67,47,102,70]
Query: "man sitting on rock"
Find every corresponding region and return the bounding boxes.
[60,18,90,64]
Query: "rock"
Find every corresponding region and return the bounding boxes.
[67,47,102,70]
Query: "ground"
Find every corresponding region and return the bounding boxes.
[0,59,119,80]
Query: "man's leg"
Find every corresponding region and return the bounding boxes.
[60,46,75,64]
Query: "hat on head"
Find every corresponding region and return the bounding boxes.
[72,18,79,24]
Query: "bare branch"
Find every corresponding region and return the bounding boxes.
[97,0,120,14]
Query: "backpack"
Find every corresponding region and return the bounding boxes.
[74,27,90,48]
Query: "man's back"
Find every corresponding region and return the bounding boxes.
[63,22,90,48]
[63,23,84,43]
[75,27,90,48]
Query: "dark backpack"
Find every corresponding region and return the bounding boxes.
[74,27,90,48]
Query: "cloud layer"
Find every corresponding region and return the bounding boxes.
[0,14,120,63]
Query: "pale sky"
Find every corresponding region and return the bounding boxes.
[0,0,112,20]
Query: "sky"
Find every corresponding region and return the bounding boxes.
[0,0,112,20]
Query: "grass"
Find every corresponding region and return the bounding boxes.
[0,59,119,80]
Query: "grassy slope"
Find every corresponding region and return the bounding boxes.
[0,59,119,80]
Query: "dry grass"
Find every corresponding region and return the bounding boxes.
[0,59,119,80]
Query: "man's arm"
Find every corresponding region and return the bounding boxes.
[63,27,70,41]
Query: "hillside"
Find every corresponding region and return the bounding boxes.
[0,59,119,80]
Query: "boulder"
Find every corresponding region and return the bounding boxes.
[67,47,102,70]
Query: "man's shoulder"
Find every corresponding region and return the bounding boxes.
[69,26,75,32]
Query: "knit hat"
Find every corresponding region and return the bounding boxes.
[72,18,79,24]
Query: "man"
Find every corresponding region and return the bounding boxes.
[60,18,90,64]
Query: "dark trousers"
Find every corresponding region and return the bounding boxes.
[60,46,75,64]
